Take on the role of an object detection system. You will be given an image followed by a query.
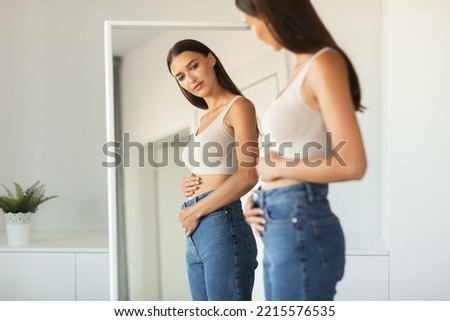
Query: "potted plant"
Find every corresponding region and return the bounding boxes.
[0,181,58,245]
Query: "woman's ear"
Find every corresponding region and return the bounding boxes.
[207,53,216,66]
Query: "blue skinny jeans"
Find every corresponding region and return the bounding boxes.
[183,191,258,301]
[253,182,345,301]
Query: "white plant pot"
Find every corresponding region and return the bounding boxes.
[4,212,32,246]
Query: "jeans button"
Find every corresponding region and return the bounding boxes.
[292,217,299,224]
[253,193,259,201]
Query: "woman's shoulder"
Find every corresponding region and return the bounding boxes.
[304,48,349,90]
[225,95,257,124]
[232,95,255,110]
[228,96,256,116]
[311,48,347,74]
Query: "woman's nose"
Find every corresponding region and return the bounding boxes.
[187,72,196,83]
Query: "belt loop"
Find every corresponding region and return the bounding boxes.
[252,188,263,208]
[304,183,314,203]
[260,189,264,208]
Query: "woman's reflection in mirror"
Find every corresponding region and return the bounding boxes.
[167,39,259,301]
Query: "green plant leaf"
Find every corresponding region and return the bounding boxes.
[2,184,17,201]
[14,182,25,201]
[0,181,58,214]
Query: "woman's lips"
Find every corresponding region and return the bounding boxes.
[192,81,203,91]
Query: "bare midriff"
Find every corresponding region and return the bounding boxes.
[189,176,303,196]
[261,178,303,191]
[189,174,232,199]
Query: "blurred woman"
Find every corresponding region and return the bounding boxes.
[235,0,367,300]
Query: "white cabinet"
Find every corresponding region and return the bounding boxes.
[335,234,389,301]
[0,232,109,301]
[336,255,389,300]
[0,252,76,300]
[76,252,110,300]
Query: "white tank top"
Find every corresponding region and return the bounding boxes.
[263,48,332,160]
[182,96,240,175]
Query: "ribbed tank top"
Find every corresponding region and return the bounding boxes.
[263,48,332,160]
[182,96,241,175]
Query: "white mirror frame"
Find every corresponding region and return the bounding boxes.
[103,20,248,300]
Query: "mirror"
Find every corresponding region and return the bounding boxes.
[104,21,291,300]
[104,13,382,301]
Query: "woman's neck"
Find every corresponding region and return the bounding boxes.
[293,52,313,71]
[203,88,236,111]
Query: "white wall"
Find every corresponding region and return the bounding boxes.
[0,0,242,232]
[383,0,450,300]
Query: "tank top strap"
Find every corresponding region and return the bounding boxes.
[294,47,334,86]
[217,95,241,121]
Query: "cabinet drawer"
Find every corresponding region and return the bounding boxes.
[0,252,76,300]
[76,253,110,300]
[336,255,389,300]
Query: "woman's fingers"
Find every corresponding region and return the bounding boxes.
[181,173,201,195]
[244,206,266,236]
[183,177,200,187]
[251,223,265,236]
[178,208,199,237]
[245,210,266,225]
[247,216,266,236]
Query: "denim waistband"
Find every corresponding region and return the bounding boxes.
[183,190,214,208]
[253,182,328,207]
[182,190,243,212]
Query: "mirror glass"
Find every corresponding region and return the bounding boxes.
[105,21,290,300]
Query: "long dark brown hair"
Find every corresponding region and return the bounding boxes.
[167,39,242,110]
[236,0,364,111]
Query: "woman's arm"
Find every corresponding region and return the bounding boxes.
[178,97,259,236]
[257,50,367,183]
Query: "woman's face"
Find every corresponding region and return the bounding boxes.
[240,12,282,51]
[169,51,217,97]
